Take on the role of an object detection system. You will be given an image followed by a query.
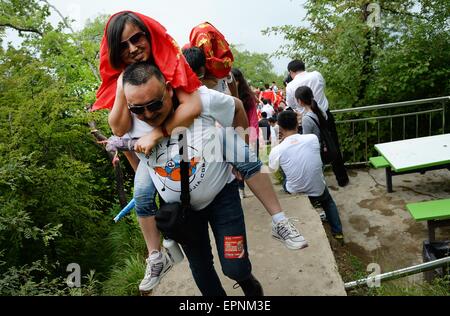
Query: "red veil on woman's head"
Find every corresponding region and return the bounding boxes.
[92,11,201,111]
[189,22,234,80]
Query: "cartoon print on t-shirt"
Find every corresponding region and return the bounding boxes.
[154,155,201,181]
[150,141,205,193]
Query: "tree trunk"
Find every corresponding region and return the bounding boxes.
[88,122,128,208]
[358,4,375,106]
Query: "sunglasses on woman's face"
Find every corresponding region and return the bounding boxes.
[127,87,166,115]
[120,31,146,53]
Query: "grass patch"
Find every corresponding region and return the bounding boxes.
[258,144,271,166]
[100,206,147,296]
[370,276,450,296]
[102,254,146,296]
[330,234,450,296]
[273,169,284,185]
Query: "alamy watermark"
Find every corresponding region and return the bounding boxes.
[66,263,81,288]
[366,263,381,288]
[366,3,382,28]
[142,121,274,168]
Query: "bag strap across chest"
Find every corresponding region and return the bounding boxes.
[178,132,190,209]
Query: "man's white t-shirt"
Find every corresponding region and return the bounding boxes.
[127,86,236,210]
[270,125,279,146]
[261,103,275,118]
[213,72,233,95]
[286,71,329,120]
[269,134,326,197]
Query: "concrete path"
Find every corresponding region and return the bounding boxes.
[152,183,346,296]
[324,168,450,282]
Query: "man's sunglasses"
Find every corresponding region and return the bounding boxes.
[120,31,146,52]
[128,87,166,115]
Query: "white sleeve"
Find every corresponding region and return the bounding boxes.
[286,84,297,109]
[268,146,281,172]
[206,88,235,127]
[317,72,325,87]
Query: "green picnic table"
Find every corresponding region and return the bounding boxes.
[372,134,450,193]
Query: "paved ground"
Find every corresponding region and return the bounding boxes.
[151,167,450,295]
[152,182,347,296]
[325,167,450,281]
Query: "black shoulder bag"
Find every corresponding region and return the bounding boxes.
[155,132,201,245]
[310,117,338,164]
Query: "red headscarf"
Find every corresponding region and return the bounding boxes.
[92,11,201,111]
[189,22,234,79]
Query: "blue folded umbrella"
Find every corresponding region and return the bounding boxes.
[113,199,135,223]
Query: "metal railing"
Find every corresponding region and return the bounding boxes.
[332,96,450,165]
[345,256,450,291]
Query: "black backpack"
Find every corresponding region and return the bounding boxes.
[310,117,338,164]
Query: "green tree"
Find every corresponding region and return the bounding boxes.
[264,0,450,161]
[264,0,450,109]
[0,1,135,294]
[231,45,284,89]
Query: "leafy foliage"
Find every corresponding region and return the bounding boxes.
[0,1,136,294]
[265,0,450,108]
[102,254,146,296]
[264,0,450,160]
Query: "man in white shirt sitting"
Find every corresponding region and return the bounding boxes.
[285,60,349,187]
[269,111,344,244]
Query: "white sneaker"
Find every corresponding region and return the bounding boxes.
[139,250,173,292]
[272,218,308,250]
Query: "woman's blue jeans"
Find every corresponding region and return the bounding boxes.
[134,160,157,218]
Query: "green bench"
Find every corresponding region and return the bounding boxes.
[407,199,450,241]
[369,156,396,192]
[369,156,390,169]
[369,156,450,193]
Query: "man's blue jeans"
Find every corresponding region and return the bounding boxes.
[308,187,343,235]
[180,180,253,296]
[280,167,288,193]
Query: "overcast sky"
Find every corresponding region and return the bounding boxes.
[4,0,308,74]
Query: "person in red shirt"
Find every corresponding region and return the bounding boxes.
[273,90,284,110]
[260,83,276,105]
